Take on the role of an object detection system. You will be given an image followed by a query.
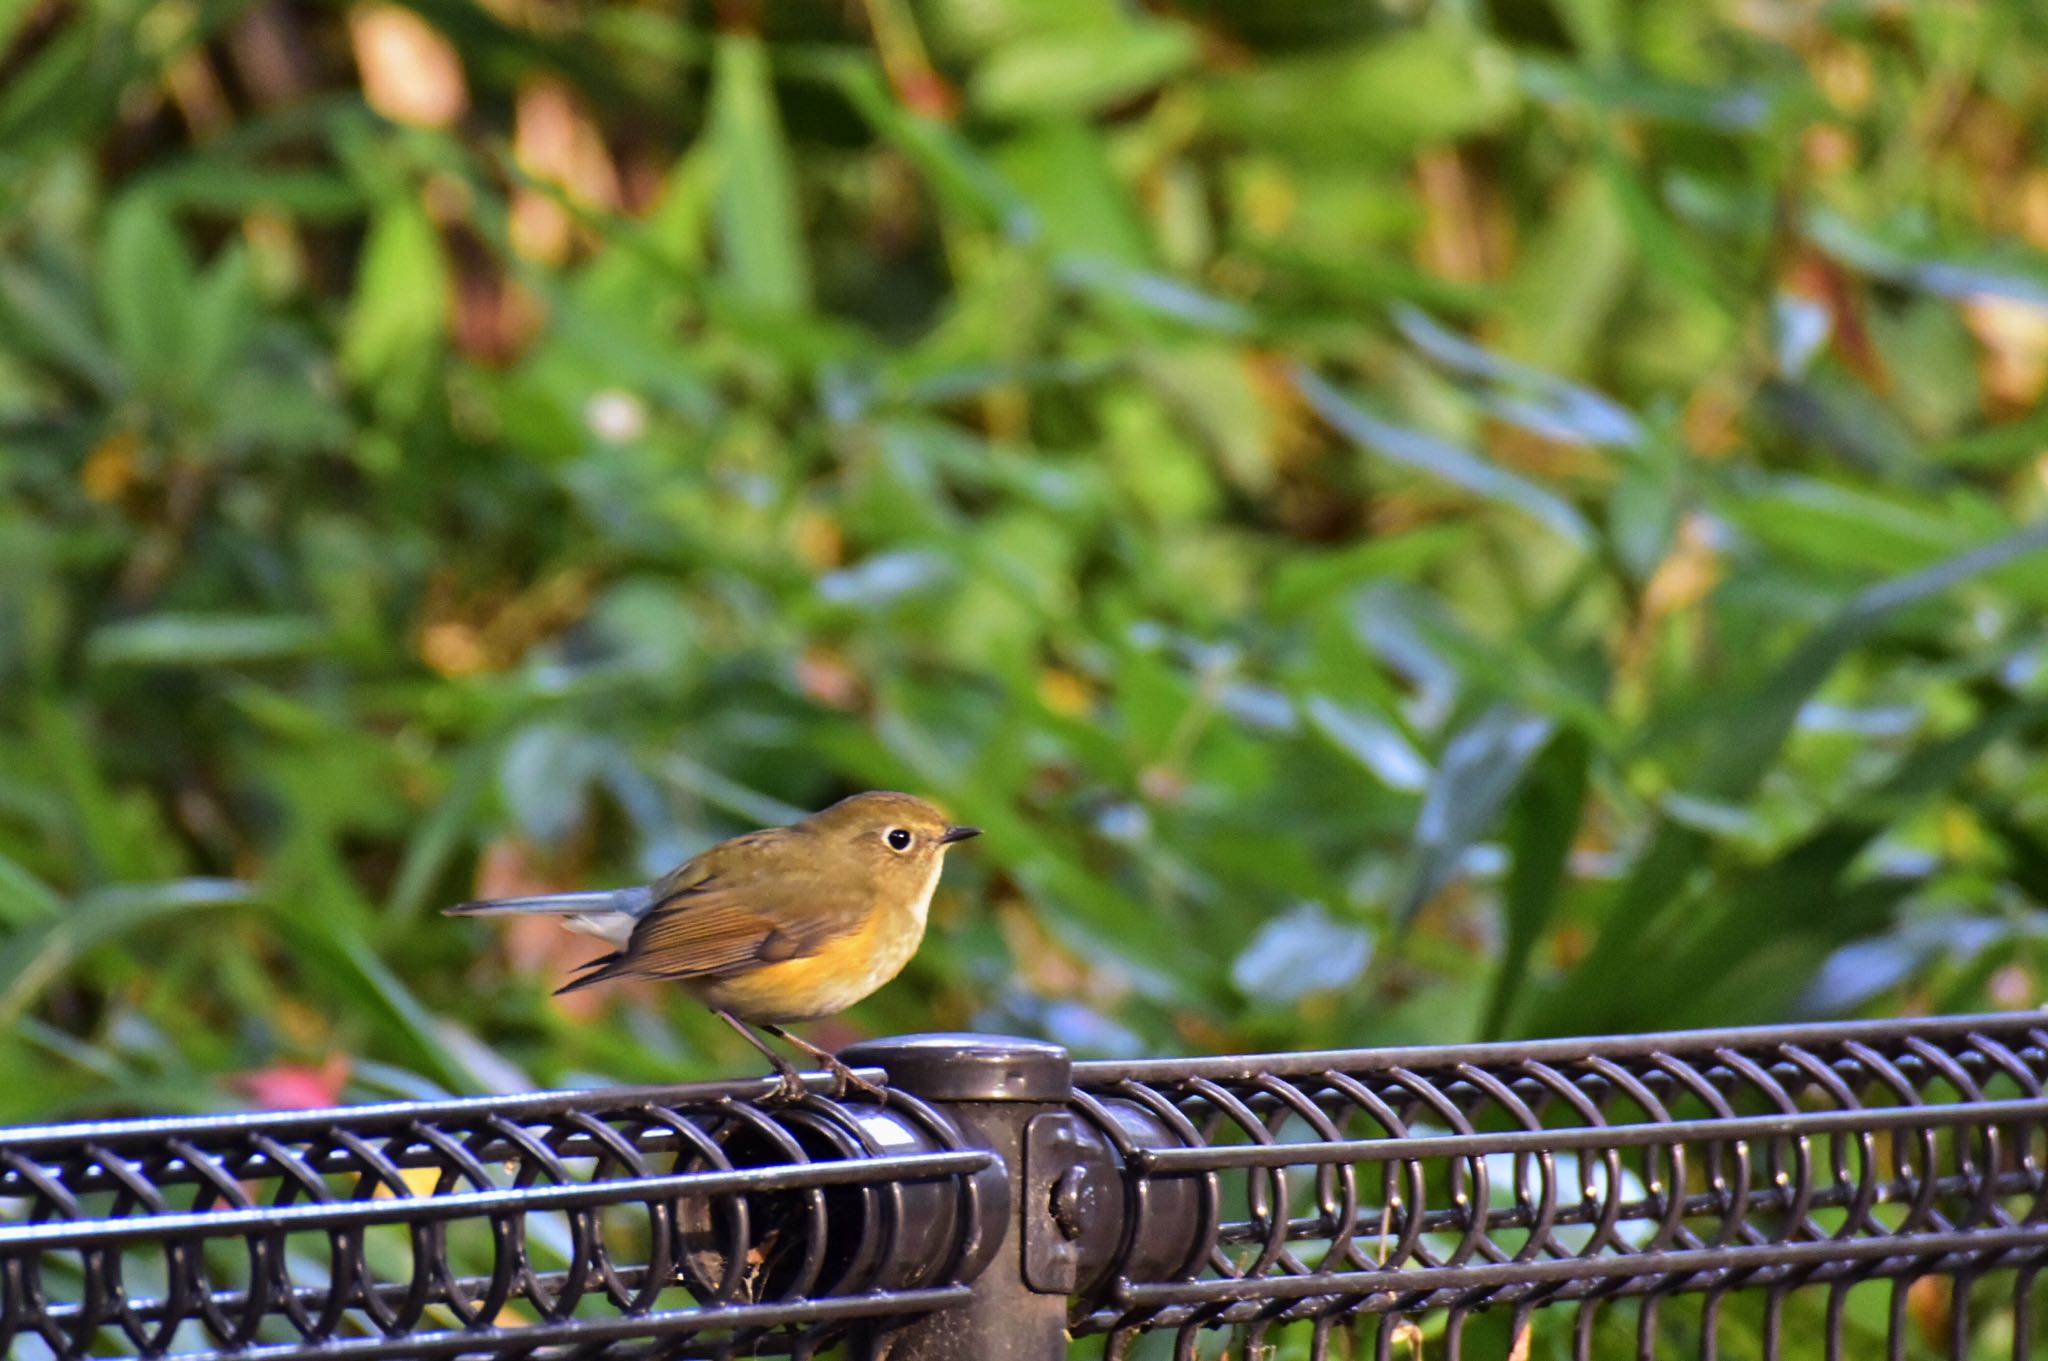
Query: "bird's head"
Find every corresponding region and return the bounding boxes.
[802,791,980,884]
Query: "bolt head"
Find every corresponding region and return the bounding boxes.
[1050,1166,1092,1240]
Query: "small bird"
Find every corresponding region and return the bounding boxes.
[446,791,979,1100]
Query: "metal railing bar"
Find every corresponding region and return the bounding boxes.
[1073,1249,2044,1333]
[0,1126,859,1200]
[1075,1014,2046,1084]
[1125,1096,2048,1171]
[145,1284,974,1361]
[1213,1166,2044,1245]
[0,1149,990,1250]
[1110,1223,2048,1308]
[34,1264,664,1328]
[0,1070,886,1152]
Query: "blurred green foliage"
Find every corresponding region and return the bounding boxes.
[4,0,2048,1138]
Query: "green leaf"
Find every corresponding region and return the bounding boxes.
[1533,528,2048,1034]
[998,120,1150,264]
[830,62,1035,239]
[1519,56,1771,130]
[142,162,366,221]
[971,22,1197,119]
[1296,368,1594,546]
[499,724,613,847]
[87,614,329,667]
[100,189,196,390]
[341,196,447,389]
[0,23,96,154]
[0,258,123,397]
[1057,256,1252,334]
[0,853,63,927]
[268,910,475,1093]
[0,0,41,45]
[186,245,256,393]
[1698,524,2048,800]
[1204,26,1518,155]
[1720,480,2047,603]
[1394,306,1643,449]
[1500,169,1636,374]
[1232,902,1375,1005]
[710,32,810,313]
[1807,206,2048,308]
[0,879,254,1026]
[1305,697,1431,793]
[1268,525,1469,616]
[28,699,152,884]
[1798,916,2014,1018]
[1481,728,1588,1037]
[383,742,493,923]
[1399,705,1556,929]
[661,755,809,830]
[1929,407,2048,470]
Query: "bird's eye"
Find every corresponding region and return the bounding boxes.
[885,828,913,852]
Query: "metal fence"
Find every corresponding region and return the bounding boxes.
[3,1012,2045,1360]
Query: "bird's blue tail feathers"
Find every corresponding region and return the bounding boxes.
[443,886,654,918]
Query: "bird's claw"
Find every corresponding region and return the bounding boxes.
[823,1057,888,1103]
[765,1068,813,1105]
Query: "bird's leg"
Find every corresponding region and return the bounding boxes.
[712,1010,811,1103]
[761,1024,888,1102]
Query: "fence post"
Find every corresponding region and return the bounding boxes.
[841,1033,1074,1361]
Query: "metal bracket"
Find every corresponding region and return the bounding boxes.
[1021,1111,1100,1293]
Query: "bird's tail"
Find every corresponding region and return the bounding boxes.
[443,886,655,918]
[553,951,628,996]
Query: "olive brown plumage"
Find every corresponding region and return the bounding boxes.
[447,791,980,1099]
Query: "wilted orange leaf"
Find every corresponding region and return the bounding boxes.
[1908,1276,1950,1348]
[349,5,468,129]
[511,76,620,264]
[1963,295,2048,414]
[1416,147,1511,284]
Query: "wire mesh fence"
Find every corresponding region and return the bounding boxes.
[1068,1014,2048,1360]
[2,1014,2044,1360]
[0,1071,1001,1360]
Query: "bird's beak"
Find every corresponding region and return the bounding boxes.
[939,825,982,845]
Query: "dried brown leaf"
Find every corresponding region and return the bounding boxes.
[349,4,467,129]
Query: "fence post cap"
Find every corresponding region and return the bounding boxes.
[840,1033,1071,1101]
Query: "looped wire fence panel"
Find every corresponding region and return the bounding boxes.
[1068,1014,2048,1360]
[0,1014,2044,1360]
[0,1070,1001,1360]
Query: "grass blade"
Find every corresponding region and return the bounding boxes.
[710,32,809,312]
[1296,367,1594,546]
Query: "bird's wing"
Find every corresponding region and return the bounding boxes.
[557,862,862,995]
[624,887,841,979]
[551,826,870,995]
[647,828,784,896]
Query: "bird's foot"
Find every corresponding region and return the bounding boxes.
[821,1054,888,1103]
[757,1022,888,1102]
[764,1065,813,1105]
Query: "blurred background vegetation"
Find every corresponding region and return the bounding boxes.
[3,0,2048,1129]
